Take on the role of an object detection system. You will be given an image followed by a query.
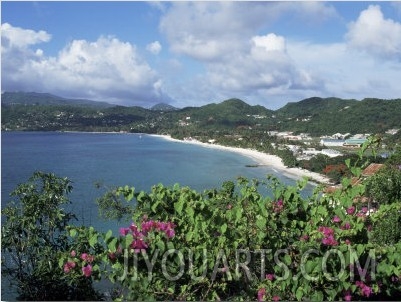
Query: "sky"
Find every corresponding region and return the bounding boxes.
[1,1,401,109]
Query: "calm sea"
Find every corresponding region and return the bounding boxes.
[1,131,314,299]
[1,132,313,230]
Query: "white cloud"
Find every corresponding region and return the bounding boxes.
[146,41,162,55]
[1,22,51,48]
[159,2,338,62]
[345,5,401,59]
[158,2,339,108]
[287,40,401,101]
[1,24,170,106]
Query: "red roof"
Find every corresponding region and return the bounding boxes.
[362,163,384,177]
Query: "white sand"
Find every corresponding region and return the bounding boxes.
[151,134,331,185]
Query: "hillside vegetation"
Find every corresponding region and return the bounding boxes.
[2,92,400,136]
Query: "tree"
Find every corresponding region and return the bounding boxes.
[1,171,101,300]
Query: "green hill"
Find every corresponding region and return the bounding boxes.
[1,91,112,108]
[275,97,401,135]
[2,92,400,136]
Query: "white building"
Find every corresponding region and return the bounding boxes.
[322,149,343,157]
[320,139,345,147]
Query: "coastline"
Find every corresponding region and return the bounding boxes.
[151,134,331,185]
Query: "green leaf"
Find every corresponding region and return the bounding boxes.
[167,241,175,250]
[174,198,184,215]
[108,237,118,252]
[124,234,134,249]
[284,254,292,266]
[69,228,77,237]
[105,229,112,241]
[296,287,303,301]
[89,234,98,247]
[151,200,160,213]
[156,240,165,251]
[256,217,266,230]
[220,223,227,234]
[186,231,193,242]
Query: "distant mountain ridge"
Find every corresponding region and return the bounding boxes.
[1,91,113,108]
[150,103,178,111]
[1,92,400,135]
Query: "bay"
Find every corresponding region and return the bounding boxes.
[1,132,313,232]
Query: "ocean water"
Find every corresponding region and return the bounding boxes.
[1,132,313,230]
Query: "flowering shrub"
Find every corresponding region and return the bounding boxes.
[58,172,401,301]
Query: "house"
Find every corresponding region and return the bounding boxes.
[320,139,346,147]
[321,149,343,158]
[324,163,384,192]
[343,138,367,148]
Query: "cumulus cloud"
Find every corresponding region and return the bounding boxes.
[146,41,162,55]
[159,2,337,62]
[346,5,401,59]
[1,23,170,106]
[158,1,336,107]
[1,22,51,48]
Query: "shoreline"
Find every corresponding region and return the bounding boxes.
[151,134,331,186]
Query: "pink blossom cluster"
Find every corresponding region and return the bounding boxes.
[346,206,355,215]
[257,288,266,301]
[63,250,93,277]
[318,226,338,246]
[63,261,76,273]
[355,280,372,298]
[343,289,352,301]
[119,219,176,253]
[273,199,284,213]
[257,288,279,301]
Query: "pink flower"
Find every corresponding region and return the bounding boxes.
[361,207,368,214]
[361,285,372,297]
[273,200,284,213]
[131,238,148,253]
[318,226,334,236]
[266,273,275,281]
[341,222,351,230]
[346,206,355,215]
[63,261,76,273]
[345,239,351,245]
[119,227,130,236]
[343,290,352,301]
[165,228,175,238]
[356,281,372,298]
[272,296,280,302]
[70,250,76,257]
[257,288,266,302]
[322,235,338,246]
[63,263,71,274]
[81,253,94,263]
[82,264,92,277]
[80,253,88,261]
[332,216,341,223]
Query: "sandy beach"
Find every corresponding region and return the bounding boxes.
[152,134,331,185]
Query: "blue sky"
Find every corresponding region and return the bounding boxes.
[2,1,401,109]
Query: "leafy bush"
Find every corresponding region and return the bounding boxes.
[1,172,102,300]
[56,171,401,301]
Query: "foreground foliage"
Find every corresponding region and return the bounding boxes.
[1,172,102,300]
[2,141,401,301]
